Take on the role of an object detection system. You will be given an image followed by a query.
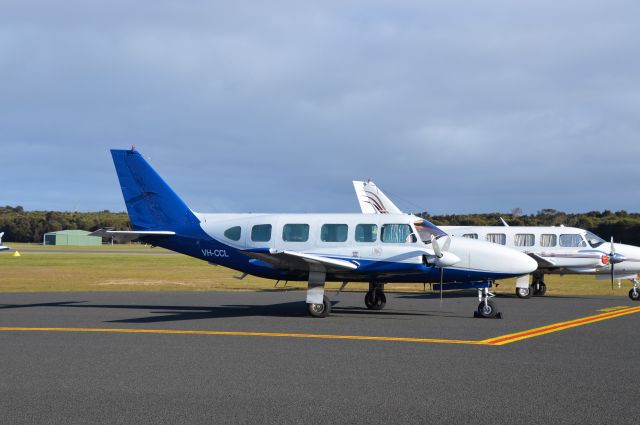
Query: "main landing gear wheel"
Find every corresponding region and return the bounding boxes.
[629,289,640,301]
[307,295,331,318]
[533,282,547,296]
[477,300,498,318]
[364,291,386,310]
[516,286,532,299]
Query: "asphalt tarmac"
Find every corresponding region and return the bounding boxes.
[1,291,638,424]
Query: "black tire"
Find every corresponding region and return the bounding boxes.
[365,291,386,310]
[307,295,331,318]
[533,282,547,296]
[364,291,374,309]
[516,286,532,299]
[629,289,640,301]
[477,300,498,318]
[371,292,386,310]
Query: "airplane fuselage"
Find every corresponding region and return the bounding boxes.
[442,225,640,277]
[143,213,536,284]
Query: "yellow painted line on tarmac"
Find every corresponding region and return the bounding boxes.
[1,306,638,346]
[597,306,630,312]
[0,326,482,345]
[481,306,640,346]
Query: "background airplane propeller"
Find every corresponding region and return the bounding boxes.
[608,237,627,290]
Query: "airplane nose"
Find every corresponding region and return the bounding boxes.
[511,251,538,275]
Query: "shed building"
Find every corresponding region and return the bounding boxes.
[43,230,102,246]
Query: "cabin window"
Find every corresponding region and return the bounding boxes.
[540,234,557,247]
[514,234,535,247]
[224,226,241,241]
[321,224,348,242]
[282,224,309,242]
[560,234,586,247]
[355,224,377,242]
[486,233,506,245]
[585,231,605,248]
[251,224,272,242]
[462,233,478,239]
[381,224,412,243]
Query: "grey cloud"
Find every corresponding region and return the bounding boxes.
[1,1,639,214]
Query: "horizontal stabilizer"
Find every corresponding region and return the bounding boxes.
[89,228,176,243]
[241,248,358,272]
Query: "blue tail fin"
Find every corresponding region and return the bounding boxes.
[110,149,199,230]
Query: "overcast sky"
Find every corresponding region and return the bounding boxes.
[2,0,639,215]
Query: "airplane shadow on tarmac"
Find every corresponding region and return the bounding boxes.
[0,299,471,323]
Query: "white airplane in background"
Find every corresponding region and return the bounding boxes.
[95,148,537,319]
[0,232,10,252]
[353,180,640,301]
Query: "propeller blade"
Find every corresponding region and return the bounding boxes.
[431,235,443,258]
[611,262,615,291]
[442,236,451,252]
[440,266,444,304]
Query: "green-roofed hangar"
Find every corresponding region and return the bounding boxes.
[43,230,102,246]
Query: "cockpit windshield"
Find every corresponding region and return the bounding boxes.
[414,220,448,244]
[585,231,606,248]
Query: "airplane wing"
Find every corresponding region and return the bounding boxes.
[88,229,176,243]
[241,248,358,272]
[528,251,608,268]
[527,252,556,268]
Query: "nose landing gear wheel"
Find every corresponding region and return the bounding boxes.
[477,300,498,318]
[364,291,386,310]
[629,289,640,301]
[516,286,532,299]
[533,282,547,296]
[307,295,331,318]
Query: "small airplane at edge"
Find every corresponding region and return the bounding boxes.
[95,148,537,319]
[0,232,10,252]
[353,180,640,302]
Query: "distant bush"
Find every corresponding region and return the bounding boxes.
[0,206,130,243]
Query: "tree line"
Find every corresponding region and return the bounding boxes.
[2,205,640,246]
[0,206,130,243]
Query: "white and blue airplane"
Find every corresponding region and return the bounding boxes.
[0,232,10,252]
[99,149,537,318]
[353,180,640,301]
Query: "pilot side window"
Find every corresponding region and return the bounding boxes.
[251,224,272,242]
[381,224,412,243]
[486,233,506,245]
[282,224,309,242]
[560,234,586,247]
[321,224,348,242]
[540,234,557,247]
[462,233,478,239]
[224,226,241,241]
[514,234,535,247]
[355,224,378,242]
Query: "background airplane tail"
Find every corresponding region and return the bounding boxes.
[353,180,403,214]
[110,149,199,230]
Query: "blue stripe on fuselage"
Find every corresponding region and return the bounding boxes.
[141,226,517,283]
